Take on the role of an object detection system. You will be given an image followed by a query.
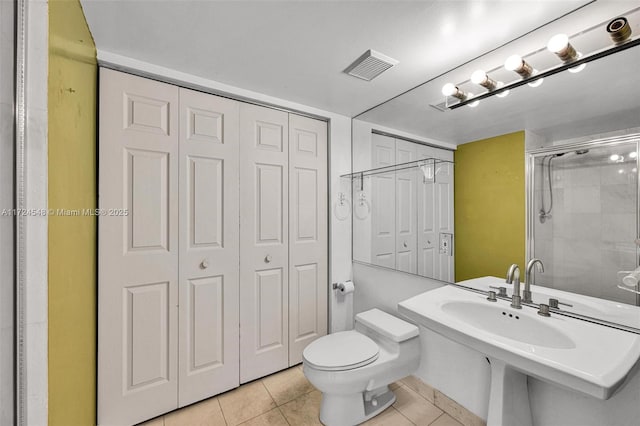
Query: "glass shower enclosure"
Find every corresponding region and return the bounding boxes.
[528,136,640,313]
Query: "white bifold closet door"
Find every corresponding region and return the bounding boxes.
[371,133,396,268]
[239,104,290,383]
[288,114,328,365]
[238,107,328,382]
[99,70,328,424]
[417,145,455,281]
[177,88,240,406]
[99,70,241,425]
[395,140,417,274]
[98,69,180,425]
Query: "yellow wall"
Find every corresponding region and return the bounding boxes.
[48,1,97,425]
[454,131,526,281]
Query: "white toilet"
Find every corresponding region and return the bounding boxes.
[302,308,420,425]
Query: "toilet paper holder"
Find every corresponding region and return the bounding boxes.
[332,282,354,293]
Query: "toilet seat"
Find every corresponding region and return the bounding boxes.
[303,331,379,371]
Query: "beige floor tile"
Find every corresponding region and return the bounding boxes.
[392,385,443,426]
[362,406,413,426]
[389,381,403,391]
[279,390,323,425]
[262,365,316,405]
[434,391,485,426]
[164,397,226,426]
[238,408,288,426]
[401,375,435,403]
[219,382,276,426]
[429,413,464,426]
[139,416,164,426]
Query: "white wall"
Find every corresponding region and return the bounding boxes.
[0,1,14,424]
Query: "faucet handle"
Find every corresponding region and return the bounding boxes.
[486,291,497,302]
[538,304,551,317]
[489,286,508,297]
[548,298,573,308]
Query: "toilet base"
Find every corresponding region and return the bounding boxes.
[319,387,396,426]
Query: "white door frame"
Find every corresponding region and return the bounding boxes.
[15,1,49,425]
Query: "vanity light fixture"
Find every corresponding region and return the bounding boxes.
[547,34,586,73]
[439,9,639,110]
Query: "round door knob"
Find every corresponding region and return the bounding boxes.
[200,260,209,269]
[265,255,272,263]
[403,241,408,248]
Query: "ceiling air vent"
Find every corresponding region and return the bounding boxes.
[344,49,398,81]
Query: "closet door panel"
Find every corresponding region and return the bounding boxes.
[395,140,417,274]
[371,134,396,268]
[99,69,179,426]
[417,146,437,278]
[436,162,455,282]
[178,88,240,406]
[288,115,328,365]
[240,104,289,382]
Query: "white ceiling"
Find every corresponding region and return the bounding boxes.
[81,0,640,145]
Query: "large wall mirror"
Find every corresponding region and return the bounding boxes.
[349,1,640,330]
[350,120,455,282]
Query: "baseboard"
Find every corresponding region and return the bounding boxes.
[401,375,486,426]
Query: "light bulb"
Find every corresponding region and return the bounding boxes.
[505,55,523,71]
[610,154,621,161]
[442,83,457,96]
[630,151,637,159]
[470,69,497,90]
[548,33,578,62]
[618,169,625,174]
[547,34,569,53]
[505,54,534,79]
[471,70,487,85]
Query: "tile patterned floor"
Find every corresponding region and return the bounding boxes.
[140,365,463,426]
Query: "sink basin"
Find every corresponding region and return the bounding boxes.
[457,276,640,330]
[441,301,576,349]
[399,285,640,399]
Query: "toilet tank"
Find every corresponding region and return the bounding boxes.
[355,309,419,343]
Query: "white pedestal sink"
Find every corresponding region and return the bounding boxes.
[399,284,640,426]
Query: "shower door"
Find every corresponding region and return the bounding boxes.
[530,139,639,307]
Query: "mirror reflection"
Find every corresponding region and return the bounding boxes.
[350,3,640,331]
[529,139,639,329]
[350,125,454,282]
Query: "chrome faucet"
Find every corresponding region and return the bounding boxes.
[524,259,544,303]
[506,264,522,309]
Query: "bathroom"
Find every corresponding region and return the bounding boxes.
[1,1,640,425]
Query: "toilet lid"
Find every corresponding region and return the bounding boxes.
[303,331,379,371]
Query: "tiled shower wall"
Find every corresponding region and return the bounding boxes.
[533,144,638,305]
